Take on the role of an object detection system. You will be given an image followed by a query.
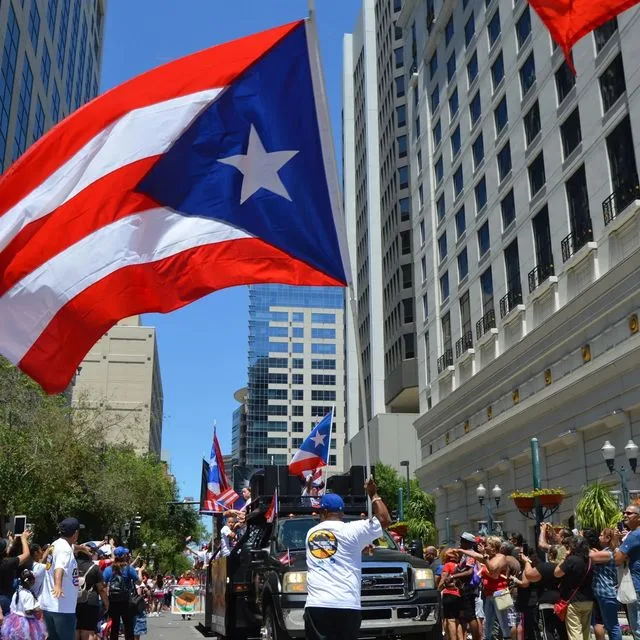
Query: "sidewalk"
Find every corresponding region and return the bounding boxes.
[146,612,206,639]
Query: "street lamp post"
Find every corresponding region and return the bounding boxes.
[477,483,502,534]
[400,460,411,502]
[601,439,638,507]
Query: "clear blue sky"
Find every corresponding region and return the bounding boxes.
[100,0,361,500]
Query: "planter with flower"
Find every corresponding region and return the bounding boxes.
[510,489,566,519]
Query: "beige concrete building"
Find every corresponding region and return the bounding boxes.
[71,317,164,456]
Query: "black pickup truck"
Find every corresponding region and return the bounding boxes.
[207,466,440,640]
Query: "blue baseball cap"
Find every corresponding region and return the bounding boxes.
[320,493,344,512]
[114,546,128,558]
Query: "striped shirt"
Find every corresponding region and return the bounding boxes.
[592,553,617,600]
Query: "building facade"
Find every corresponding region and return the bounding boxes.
[0,0,105,171]
[71,317,164,455]
[231,386,248,466]
[342,0,422,473]
[398,0,640,540]
[246,285,346,472]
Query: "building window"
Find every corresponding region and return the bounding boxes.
[566,164,592,241]
[402,264,412,288]
[470,91,481,125]
[56,0,70,68]
[311,359,336,370]
[458,247,469,281]
[395,47,404,68]
[478,221,490,257]
[312,313,335,324]
[555,61,576,104]
[267,405,288,416]
[40,45,51,92]
[451,125,461,157]
[422,294,428,320]
[433,119,442,146]
[599,53,625,112]
[421,256,427,282]
[445,16,454,46]
[311,405,333,417]
[292,422,304,433]
[396,105,407,129]
[419,219,426,245]
[269,358,288,368]
[268,326,288,337]
[431,85,440,113]
[399,166,409,189]
[455,206,466,238]
[465,13,475,47]
[438,232,447,262]
[437,193,445,221]
[417,149,423,173]
[520,53,536,97]
[453,165,464,197]
[560,108,582,159]
[491,52,504,91]
[481,267,494,314]
[467,50,478,85]
[329,455,337,466]
[0,5,20,171]
[12,55,34,162]
[449,87,459,118]
[532,205,554,281]
[292,406,304,417]
[605,115,639,214]
[501,189,516,229]
[523,100,541,146]
[440,272,450,303]
[292,373,304,384]
[447,52,456,83]
[472,133,484,169]
[504,239,522,299]
[389,202,405,229]
[475,176,487,212]
[494,95,508,135]
[418,184,425,208]
[488,10,501,48]
[311,390,336,402]
[430,51,438,79]
[268,389,288,400]
[401,229,412,254]
[528,152,546,197]
[516,6,532,49]
[29,1,41,51]
[292,360,304,371]
[312,374,336,385]
[47,0,57,35]
[497,141,512,182]
[395,75,405,97]
[311,328,336,339]
[402,298,414,323]
[33,97,45,142]
[312,343,336,355]
[398,134,407,158]
[594,18,617,53]
[268,373,288,384]
[435,156,444,185]
[413,115,421,140]
[403,333,415,359]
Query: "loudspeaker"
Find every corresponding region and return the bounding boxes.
[350,466,368,496]
[326,473,350,496]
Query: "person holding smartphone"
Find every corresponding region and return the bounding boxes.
[0,530,32,620]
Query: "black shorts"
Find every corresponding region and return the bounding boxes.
[592,599,603,626]
[442,594,462,620]
[76,603,100,631]
[459,593,478,622]
[304,607,361,640]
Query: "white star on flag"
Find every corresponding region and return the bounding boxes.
[218,124,299,204]
[310,432,326,448]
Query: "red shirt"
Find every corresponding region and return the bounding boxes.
[480,565,508,596]
[441,562,461,596]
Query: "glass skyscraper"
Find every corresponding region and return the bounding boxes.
[0,0,105,172]
[246,284,346,470]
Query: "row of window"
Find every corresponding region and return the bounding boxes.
[267,326,337,339]
[268,342,337,354]
[266,358,337,370]
[265,369,338,386]
[266,388,337,401]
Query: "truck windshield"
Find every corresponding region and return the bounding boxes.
[275,517,398,551]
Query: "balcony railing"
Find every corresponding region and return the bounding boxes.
[455,331,474,358]
[561,226,594,262]
[475,308,496,340]
[528,263,555,293]
[437,349,453,373]
[499,288,523,318]
[603,183,640,225]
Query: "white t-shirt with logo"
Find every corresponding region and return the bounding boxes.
[305,517,383,610]
[11,588,38,617]
[40,538,79,613]
[220,526,233,557]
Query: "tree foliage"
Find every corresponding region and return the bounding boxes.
[375,463,435,544]
[0,357,204,572]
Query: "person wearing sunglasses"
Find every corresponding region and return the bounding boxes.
[615,505,640,639]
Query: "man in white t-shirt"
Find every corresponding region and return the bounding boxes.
[304,478,391,640]
[219,517,237,557]
[40,517,82,640]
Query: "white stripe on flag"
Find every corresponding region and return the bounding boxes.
[0,208,252,363]
[0,88,223,253]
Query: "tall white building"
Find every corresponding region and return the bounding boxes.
[342,0,423,475]
[398,0,640,540]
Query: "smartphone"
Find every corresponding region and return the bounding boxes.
[13,515,27,535]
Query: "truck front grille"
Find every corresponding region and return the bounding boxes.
[361,564,407,601]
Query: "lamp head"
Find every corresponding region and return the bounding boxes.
[492,484,502,506]
[476,483,486,505]
[625,440,639,473]
[602,440,616,473]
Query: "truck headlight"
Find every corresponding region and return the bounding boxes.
[283,571,308,593]
[413,568,435,590]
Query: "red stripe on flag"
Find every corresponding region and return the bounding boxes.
[0,158,160,296]
[17,238,343,393]
[0,20,304,216]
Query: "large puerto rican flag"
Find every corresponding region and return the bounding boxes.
[0,20,349,394]
[202,429,232,514]
[289,409,333,476]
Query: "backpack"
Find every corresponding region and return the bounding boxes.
[77,565,95,605]
[108,571,130,604]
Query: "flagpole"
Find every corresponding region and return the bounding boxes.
[308,0,315,21]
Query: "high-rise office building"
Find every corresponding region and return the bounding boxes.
[246,285,346,471]
[71,317,164,455]
[399,0,640,538]
[231,386,248,466]
[0,0,105,172]
[342,0,422,473]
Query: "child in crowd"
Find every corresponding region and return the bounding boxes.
[1,569,47,640]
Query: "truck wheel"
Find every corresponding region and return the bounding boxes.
[263,606,287,640]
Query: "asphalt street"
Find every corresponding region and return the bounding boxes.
[146,613,207,639]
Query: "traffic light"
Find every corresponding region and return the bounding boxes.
[133,514,142,531]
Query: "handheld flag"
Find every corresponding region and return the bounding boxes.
[203,428,231,513]
[265,489,278,524]
[528,0,638,72]
[289,409,333,476]
[279,550,292,566]
[0,19,349,394]
[215,488,240,510]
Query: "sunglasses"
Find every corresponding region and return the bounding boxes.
[623,511,638,516]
